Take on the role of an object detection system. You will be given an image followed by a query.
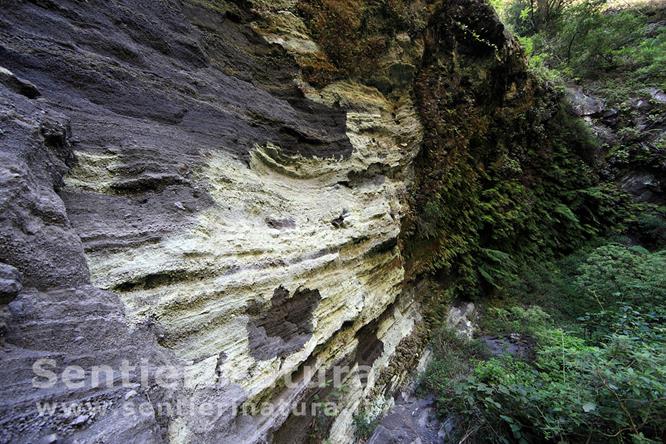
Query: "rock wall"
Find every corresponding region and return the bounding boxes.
[0,0,546,442]
[0,0,427,442]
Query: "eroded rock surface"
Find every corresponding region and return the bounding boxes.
[0,0,425,442]
[246,286,321,361]
[368,396,443,444]
[565,84,665,205]
[0,0,547,442]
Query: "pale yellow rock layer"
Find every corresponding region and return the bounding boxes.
[65,3,426,442]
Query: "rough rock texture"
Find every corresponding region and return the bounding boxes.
[565,85,666,205]
[0,0,563,442]
[246,286,321,361]
[368,396,443,444]
[446,303,476,339]
[1,0,425,442]
[566,85,606,117]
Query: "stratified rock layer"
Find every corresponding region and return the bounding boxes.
[0,0,541,442]
[0,0,425,442]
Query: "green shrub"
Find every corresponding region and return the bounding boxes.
[500,0,665,101]
[439,329,666,443]
[573,243,666,341]
[427,242,666,443]
[575,244,666,307]
[479,306,552,337]
[500,242,665,334]
[634,205,666,248]
[408,100,615,301]
[419,327,488,395]
[352,409,380,441]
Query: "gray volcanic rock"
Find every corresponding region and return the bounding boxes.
[621,171,664,203]
[246,286,321,361]
[0,92,88,290]
[0,75,176,442]
[0,0,425,442]
[0,263,22,304]
[0,67,40,99]
[367,396,442,444]
[566,85,606,117]
[1,0,353,257]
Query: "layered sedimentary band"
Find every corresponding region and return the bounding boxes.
[0,0,427,442]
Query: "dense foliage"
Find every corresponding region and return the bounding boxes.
[406,35,632,305]
[408,98,624,294]
[396,0,663,315]
[423,243,666,443]
[493,0,665,101]
[417,3,665,441]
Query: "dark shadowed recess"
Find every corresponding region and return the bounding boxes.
[271,312,388,444]
[271,350,357,444]
[354,317,385,384]
[246,286,321,361]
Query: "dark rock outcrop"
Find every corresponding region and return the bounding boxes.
[368,396,443,444]
[246,286,321,360]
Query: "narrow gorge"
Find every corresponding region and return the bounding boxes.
[1,0,663,443]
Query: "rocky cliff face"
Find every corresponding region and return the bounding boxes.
[0,1,547,442]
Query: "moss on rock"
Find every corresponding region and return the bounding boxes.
[400,0,631,302]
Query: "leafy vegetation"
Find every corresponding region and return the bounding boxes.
[491,1,665,193]
[407,60,633,302]
[399,0,660,313]
[416,2,665,442]
[493,0,665,102]
[419,327,489,396]
[445,333,665,443]
[352,409,381,441]
[423,243,666,443]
